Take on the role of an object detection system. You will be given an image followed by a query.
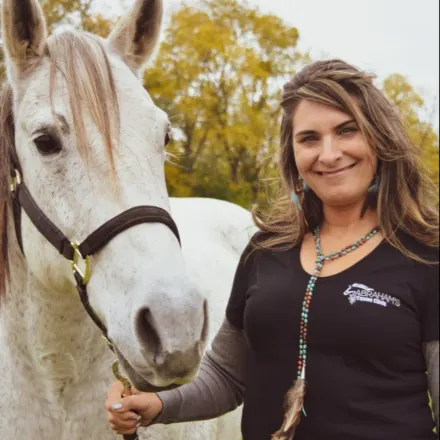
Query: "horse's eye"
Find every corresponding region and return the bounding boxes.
[34,134,62,156]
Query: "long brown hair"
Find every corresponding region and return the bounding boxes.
[253,59,439,263]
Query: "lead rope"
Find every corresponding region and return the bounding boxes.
[76,277,139,440]
[102,334,139,440]
[112,359,140,440]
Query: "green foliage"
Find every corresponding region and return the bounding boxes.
[145,0,306,209]
[383,74,439,186]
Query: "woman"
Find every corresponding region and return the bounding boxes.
[106,60,439,440]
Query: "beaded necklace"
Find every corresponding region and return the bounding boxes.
[298,226,380,395]
[298,226,380,383]
[273,225,380,440]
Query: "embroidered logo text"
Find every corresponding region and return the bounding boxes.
[343,283,401,308]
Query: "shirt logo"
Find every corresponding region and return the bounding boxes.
[343,283,401,308]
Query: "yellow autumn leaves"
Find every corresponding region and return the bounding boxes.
[1,0,437,209]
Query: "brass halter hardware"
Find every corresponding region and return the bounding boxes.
[10,169,22,192]
[71,241,92,285]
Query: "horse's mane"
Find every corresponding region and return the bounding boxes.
[0,31,120,300]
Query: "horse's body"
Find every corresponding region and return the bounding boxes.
[0,197,252,440]
[0,0,253,438]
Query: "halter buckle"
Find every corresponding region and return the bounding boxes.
[102,335,114,350]
[10,169,22,192]
[71,242,92,285]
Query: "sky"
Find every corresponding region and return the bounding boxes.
[107,0,440,128]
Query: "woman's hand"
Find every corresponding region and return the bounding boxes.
[106,381,164,436]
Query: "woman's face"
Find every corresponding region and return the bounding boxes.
[292,99,377,208]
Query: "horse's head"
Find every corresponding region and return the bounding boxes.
[1,0,208,390]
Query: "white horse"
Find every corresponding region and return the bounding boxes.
[0,0,253,438]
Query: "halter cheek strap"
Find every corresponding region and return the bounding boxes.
[9,167,181,344]
[10,164,181,440]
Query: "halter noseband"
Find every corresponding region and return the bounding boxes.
[9,159,181,337]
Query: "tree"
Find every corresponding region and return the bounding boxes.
[41,0,114,35]
[144,0,307,207]
[383,74,439,186]
[1,0,436,208]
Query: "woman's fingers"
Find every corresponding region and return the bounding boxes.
[106,381,142,433]
[111,423,140,436]
[108,394,147,415]
[108,411,141,430]
[106,387,162,433]
[109,410,141,422]
[106,381,125,409]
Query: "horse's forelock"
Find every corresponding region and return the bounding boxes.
[47,31,120,169]
[0,31,121,301]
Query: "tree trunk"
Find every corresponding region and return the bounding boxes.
[230,159,240,184]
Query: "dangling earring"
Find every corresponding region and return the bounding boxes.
[291,178,309,210]
[368,175,380,195]
[291,191,301,207]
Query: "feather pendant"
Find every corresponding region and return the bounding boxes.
[272,378,307,440]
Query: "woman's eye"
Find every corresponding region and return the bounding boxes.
[34,134,62,155]
[339,127,358,136]
[301,136,318,144]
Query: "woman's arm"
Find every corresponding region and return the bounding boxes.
[106,318,248,434]
[424,341,439,435]
[155,318,248,423]
[107,239,256,435]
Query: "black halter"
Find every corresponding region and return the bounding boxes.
[9,156,181,335]
[9,156,180,440]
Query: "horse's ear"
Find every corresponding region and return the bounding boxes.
[107,0,163,75]
[1,0,48,81]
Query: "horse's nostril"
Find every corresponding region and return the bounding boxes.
[136,308,163,360]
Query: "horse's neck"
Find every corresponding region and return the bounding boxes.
[1,210,110,403]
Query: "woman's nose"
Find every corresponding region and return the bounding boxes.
[319,136,343,166]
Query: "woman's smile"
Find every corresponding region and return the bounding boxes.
[315,161,359,178]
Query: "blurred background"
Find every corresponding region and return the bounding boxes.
[1,0,438,209]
